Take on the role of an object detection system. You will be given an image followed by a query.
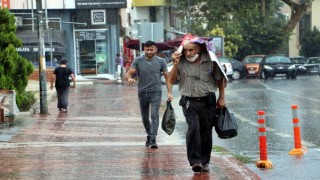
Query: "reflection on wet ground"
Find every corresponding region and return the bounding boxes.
[216,76,320,179]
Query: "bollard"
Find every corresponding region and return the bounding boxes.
[256,110,273,168]
[288,105,307,155]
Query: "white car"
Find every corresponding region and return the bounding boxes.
[218,57,234,79]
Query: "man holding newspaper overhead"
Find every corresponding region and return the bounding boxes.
[167,34,228,173]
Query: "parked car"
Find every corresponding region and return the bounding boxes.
[260,54,297,79]
[243,55,265,78]
[218,57,234,80]
[289,56,306,74]
[228,58,246,80]
[298,57,320,75]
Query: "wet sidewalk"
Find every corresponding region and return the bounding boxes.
[0,80,259,179]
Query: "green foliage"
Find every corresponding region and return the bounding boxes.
[174,0,291,59]
[16,91,37,111]
[300,27,320,57]
[0,8,34,110]
[208,26,243,57]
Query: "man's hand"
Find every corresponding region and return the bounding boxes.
[216,97,225,108]
[127,78,136,84]
[167,93,174,102]
[171,51,182,65]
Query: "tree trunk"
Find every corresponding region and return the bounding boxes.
[282,0,312,33]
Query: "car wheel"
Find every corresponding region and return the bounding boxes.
[232,70,241,80]
[291,74,297,79]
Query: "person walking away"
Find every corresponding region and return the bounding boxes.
[50,58,76,112]
[167,34,228,173]
[125,40,169,149]
[115,53,124,78]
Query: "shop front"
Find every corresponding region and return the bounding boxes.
[73,0,127,79]
[75,29,110,75]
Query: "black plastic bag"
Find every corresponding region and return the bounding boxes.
[215,107,238,139]
[162,101,176,135]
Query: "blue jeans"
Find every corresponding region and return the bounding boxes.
[56,87,70,109]
[138,91,162,139]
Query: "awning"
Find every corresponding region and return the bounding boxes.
[124,37,175,51]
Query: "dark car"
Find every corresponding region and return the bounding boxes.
[289,56,306,74]
[299,57,320,75]
[228,58,246,80]
[260,55,297,79]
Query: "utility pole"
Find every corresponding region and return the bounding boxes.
[187,0,192,33]
[36,0,48,114]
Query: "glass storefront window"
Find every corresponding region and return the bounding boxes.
[75,30,109,76]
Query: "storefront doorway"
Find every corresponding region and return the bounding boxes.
[75,30,110,76]
[79,40,107,75]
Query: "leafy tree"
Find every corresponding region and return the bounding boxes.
[208,26,243,58]
[300,27,320,57]
[281,0,314,33]
[0,8,34,108]
[173,0,292,59]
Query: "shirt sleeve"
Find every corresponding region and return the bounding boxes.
[213,62,223,81]
[131,58,139,70]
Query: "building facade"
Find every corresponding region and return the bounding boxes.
[289,0,320,57]
[8,0,126,80]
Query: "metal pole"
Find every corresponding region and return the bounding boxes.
[50,28,53,67]
[187,0,191,33]
[36,0,48,114]
[45,0,49,30]
[31,0,34,32]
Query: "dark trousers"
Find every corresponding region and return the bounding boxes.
[56,87,70,109]
[182,98,216,166]
[138,91,162,139]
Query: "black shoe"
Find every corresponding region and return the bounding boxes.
[192,162,202,173]
[149,138,158,149]
[202,164,210,172]
[145,136,150,147]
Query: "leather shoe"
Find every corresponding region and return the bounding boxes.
[145,136,150,147]
[149,138,158,149]
[192,162,202,173]
[202,164,210,172]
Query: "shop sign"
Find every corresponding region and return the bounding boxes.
[76,30,107,41]
[16,47,55,52]
[76,0,126,9]
[91,9,106,25]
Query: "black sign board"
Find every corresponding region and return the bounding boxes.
[91,10,106,25]
[76,0,126,9]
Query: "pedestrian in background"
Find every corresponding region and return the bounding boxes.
[125,40,169,149]
[167,35,228,173]
[115,53,124,78]
[50,58,76,113]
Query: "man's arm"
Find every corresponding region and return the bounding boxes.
[70,74,76,88]
[50,73,56,89]
[167,52,181,101]
[216,77,226,108]
[125,68,137,84]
